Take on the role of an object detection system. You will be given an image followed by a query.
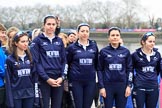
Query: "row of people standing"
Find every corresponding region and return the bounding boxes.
[0,14,161,108]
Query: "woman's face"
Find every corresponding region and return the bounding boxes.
[68,34,76,43]
[8,31,17,39]
[142,36,155,51]
[44,18,57,36]
[8,31,17,46]
[78,26,89,41]
[15,35,29,51]
[108,30,121,45]
[0,30,6,42]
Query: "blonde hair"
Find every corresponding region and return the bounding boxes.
[6,27,19,54]
[0,23,6,31]
[58,33,69,48]
[32,28,41,40]
[7,27,19,37]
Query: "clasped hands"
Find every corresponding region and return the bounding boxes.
[47,77,63,87]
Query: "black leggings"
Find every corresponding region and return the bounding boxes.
[104,83,127,108]
[132,87,159,108]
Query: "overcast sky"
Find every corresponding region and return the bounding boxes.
[1,0,162,18]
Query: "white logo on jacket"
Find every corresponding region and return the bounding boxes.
[118,54,125,57]
[46,51,59,58]
[88,49,95,53]
[142,66,154,73]
[54,42,61,45]
[42,42,48,46]
[107,54,112,57]
[109,64,122,70]
[17,69,31,77]
[79,58,93,65]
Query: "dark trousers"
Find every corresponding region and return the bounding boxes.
[132,87,159,108]
[40,80,63,108]
[104,83,127,108]
[14,97,34,108]
[62,91,74,108]
[70,80,96,108]
[0,86,5,108]
[94,83,99,107]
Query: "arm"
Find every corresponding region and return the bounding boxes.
[30,38,49,81]
[125,51,133,97]
[97,51,105,89]
[97,50,106,98]
[55,40,66,85]
[66,44,74,77]
[126,51,133,88]
[5,59,14,108]
[0,48,6,78]
[157,53,162,78]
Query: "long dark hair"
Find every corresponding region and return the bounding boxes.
[11,31,32,67]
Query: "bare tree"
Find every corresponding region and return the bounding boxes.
[148,14,155,28]
[0,0,155,29]
[14,6,33,30]
[76,0,99,27]
[95,0,115,28]
[0,7,17,27]
[118,0,140,28]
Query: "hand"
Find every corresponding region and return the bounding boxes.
[46,78,58,87]
[125,86,131,97]
[55,77,63,85]
[100,88,106,98]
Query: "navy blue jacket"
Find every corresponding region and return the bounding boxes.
[5,54,35,108]
[98,44,133,89]
[66,40,98,81]
[30,33,66,81]
[132,48,162,88]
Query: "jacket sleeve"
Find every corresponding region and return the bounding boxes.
[30,38,49,81]
[66,45,73,77]
[157,54,162,78]
[5,59,14,108]
[126,51,133,87]
[32,64,40,107]
[0,48,6,78]
[60,40,67,77]
[97,50,105,89]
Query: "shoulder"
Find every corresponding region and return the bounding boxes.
[89,39,97,44]
[99,46,109,54]
[6,55,14,63]
[119,46,130,51]
[66,43,75,51]
[153,48,161,57]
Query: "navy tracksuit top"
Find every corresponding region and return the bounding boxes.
[132,48,162,88]
[97,44,133,89]
[66,40,98,81]
[6,54,35,107]
[30,33,66,81]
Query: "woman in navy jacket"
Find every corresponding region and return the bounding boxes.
[30,15,66,108]
[5,31,37,108]
[66,23,98,108]
[132,32,162,108]
[98,27,133,108]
